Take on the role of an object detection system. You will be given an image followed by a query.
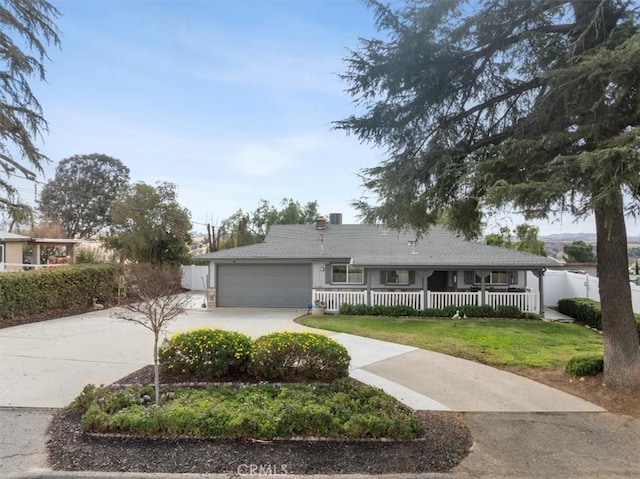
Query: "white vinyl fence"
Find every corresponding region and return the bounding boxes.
[542,269,640,313]
[181,265,208,291]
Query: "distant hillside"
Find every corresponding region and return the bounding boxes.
[537,233,640,262]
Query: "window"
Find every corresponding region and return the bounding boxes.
[463,271,474,285]
[474,270,508,285]
[331,264,364,284]
[385,270,410,285]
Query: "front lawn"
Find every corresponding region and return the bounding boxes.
[298,316,603,368]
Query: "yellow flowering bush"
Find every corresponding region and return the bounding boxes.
[159,329,253,378]
[249,332,350,382]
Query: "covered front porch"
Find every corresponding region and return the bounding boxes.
[312,288,541,314]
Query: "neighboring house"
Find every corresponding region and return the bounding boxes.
[196,218,559,314]
[0,231,81,271]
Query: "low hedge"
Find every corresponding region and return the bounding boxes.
[564,354,604,377]
[339,303,536,319]
[0,264,120,320]
[557,297,640,339]
[249,332,350,382]
[159,329,253,379]
[159,329,351,383]
[557,298,602,329]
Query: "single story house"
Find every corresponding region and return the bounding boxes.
[0,231,81,271]
[196,218,559,314]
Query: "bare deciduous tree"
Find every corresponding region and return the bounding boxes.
[112,264,191,404]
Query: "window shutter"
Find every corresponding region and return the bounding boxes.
[325,264,331,284]
[380,271,387,285]
[409,270,416,285]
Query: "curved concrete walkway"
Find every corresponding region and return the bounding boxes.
[2,297,634,479]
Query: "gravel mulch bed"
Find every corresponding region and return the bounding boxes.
[47,367,473,475]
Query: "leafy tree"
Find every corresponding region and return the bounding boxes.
[485,226,513,249]
[564,240,597,263]
[38,154,130,238]
[112,264,191,404]
[104,182,192,265]
[221,198,319,248]
[486,224,546,256]
[0,0,60,208]
[339,1,640,390]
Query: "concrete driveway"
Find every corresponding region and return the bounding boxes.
[0,305,312,408]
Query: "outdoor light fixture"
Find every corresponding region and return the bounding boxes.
[452,273,457,284]
[510,272,516,284]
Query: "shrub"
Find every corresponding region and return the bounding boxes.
[68,384,98,414]
[338,302,528,319]
[0,264,120,321]
[494,305,523,318]
[159,329,253,379]
[249,332,350,382]
[557,298,602,329]
[77,380,423,440]
[564,354,604,377]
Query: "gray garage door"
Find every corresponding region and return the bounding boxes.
[217,264,312,307]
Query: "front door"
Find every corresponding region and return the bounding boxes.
[428,270,448,292]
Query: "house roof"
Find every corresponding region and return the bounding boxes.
[0,231,82,244]
[0,231,32,242]
[196,224,558,269]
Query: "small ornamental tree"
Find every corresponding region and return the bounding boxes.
[112,264,191,404]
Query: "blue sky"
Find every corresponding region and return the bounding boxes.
[12,0,617,235]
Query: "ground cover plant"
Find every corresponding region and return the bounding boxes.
[298,316,603,368]
[75,379,423,440]
[49,327,473,474]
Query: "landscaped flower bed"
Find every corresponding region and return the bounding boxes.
[74,379,424,440]
[46,330,473,474]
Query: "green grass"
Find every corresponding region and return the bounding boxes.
[298,316,603,368]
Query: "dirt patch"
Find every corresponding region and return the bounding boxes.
[46,367,473,475]
[501,366,640,419]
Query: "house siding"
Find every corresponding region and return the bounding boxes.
[3,243,23,271]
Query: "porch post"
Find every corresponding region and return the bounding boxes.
[424,270,434,310]
[538,269,545,316]
[35,244,42,266]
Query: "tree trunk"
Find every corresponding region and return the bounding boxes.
[595,190,640,391]
[153,334,161,404]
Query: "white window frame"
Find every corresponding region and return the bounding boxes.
[474,270,509,285]
[331,264,364,284]
[385,269,410,285]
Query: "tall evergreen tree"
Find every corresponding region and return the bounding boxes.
[0,0,60,207]
[338,0,640,390]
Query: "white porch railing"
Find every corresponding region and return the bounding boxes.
[427,291,481,309]
[372,291,423,310]
[313,289,541,314]
[486,291,539,313]
[313,290,367,312]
